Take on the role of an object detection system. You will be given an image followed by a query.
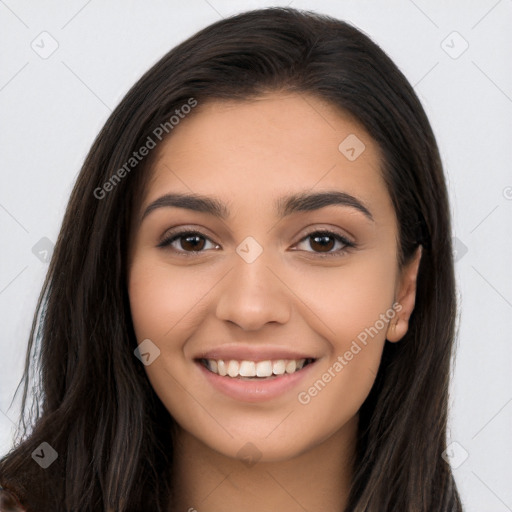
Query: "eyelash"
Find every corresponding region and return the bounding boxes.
[157,228,356,258]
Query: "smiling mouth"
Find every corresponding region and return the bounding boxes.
[197,357,316,380]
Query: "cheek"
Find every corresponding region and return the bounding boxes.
[291,254,397,409]
[127,256,206,425]
[128,255,208,341]
[291,254,397,345]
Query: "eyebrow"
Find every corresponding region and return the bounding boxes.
[140,190,374,223]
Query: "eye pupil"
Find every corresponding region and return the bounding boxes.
[181,235,205,251]
[310,234,335,252]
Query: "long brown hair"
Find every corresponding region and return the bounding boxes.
[0,7,463,511]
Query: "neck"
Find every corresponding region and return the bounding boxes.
[169,415,358,512]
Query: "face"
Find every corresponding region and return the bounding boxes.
[127,92,421,462]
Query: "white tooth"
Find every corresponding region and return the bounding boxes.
[297,358,306,369]
[209,360,218,373]
[227,360,240,377]
[239,360,256,377]
[217,360,227,376]
[285,360,297,374]
[256,360,273,377]
[272,360,286,375]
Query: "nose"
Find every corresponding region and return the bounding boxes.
[215,250,292,331]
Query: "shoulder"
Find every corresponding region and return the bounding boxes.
[0,486,27,512]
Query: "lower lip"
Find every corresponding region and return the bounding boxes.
[196,360,317,403]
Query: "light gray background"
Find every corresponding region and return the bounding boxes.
[1,1,511,510]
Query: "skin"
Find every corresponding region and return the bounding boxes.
[127,92,422,512]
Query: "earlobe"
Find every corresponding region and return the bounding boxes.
[386,245,423,343]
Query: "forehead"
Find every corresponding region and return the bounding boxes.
[141,92,393,221]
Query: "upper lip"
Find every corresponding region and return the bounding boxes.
[195,345,318,362]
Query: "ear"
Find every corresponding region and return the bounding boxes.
[386,245,422,343]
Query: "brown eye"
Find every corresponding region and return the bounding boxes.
[309,233,336,252]
[295,230,355,257]
[158,230,219,254]
[179,234,206,251]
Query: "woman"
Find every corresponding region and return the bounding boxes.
[0,7,463,511]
